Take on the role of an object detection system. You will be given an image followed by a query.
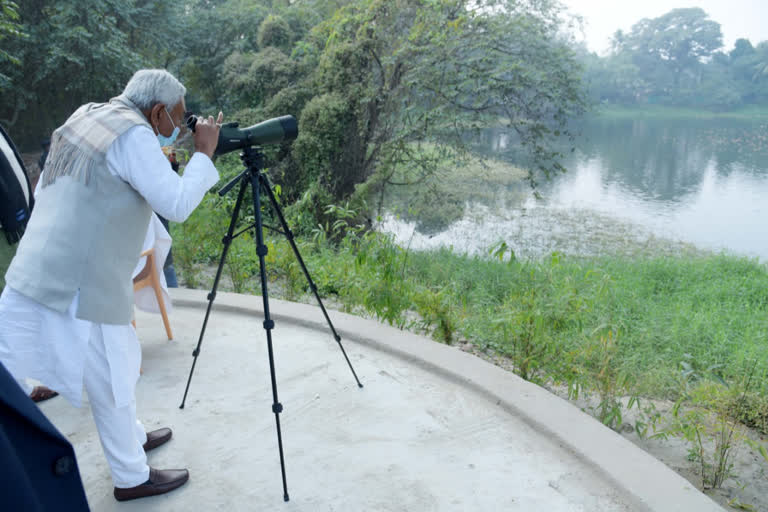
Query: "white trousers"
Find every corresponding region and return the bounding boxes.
[85,323,150,488]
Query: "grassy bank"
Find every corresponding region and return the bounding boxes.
[173,214,768,409]
[305,237,768,398]
[591,104,768,121]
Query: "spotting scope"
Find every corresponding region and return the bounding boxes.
[185,113,298,155]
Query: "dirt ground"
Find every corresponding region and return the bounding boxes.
[457,343,768,512]
[615,402,768,511]
[561,392,768,511]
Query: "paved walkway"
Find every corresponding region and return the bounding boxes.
[37,289,723,511]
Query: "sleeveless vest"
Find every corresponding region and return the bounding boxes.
[5,96,153,324]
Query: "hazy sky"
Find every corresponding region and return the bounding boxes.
[559,0,768,54]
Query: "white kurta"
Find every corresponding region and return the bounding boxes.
[0,125,218,409]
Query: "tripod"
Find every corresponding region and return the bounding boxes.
[179,145,363,502]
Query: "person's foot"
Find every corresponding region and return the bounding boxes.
[29,386,58,403]
[143,427,172,452]
[113,467,189,501]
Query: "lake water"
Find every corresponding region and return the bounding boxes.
[379,117,768,262]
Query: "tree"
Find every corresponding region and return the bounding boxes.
[178,0,270,109]
[744,42,768,103]
[286,0,586,210]
[622,8,722,71]
[0,0,24,89]
[222,46,297,107]
[730,38,755,61]
[611,8,722,101]
[257,14,292,52]
[0,0,184,148]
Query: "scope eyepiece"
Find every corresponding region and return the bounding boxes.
[184,111,198,132]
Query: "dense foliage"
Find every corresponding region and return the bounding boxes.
[0,0,185,145]
[581,7,768,110]
[0,0,23,87]
[1,0,586,217]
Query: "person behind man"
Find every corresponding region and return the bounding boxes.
[0,69,223,501]
[157,147,180,287]
[0,360,89,511]
[1,125,60,403]
[0,123,33,292]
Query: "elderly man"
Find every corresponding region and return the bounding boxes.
[0,69,221,502]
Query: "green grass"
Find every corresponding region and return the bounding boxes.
[592,104,768,121]
[400,247,768,396]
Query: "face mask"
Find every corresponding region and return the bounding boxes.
[156,108,180,146]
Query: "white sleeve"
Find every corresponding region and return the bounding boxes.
[106,126,219,222]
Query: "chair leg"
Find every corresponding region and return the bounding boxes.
[150,272,173,340]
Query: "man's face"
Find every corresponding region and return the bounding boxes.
[155,99,188,138]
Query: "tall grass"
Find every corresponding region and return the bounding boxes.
[265,230,768,400]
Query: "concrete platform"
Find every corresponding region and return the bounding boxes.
[37,289,724,511]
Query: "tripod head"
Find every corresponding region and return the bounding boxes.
[218,145,266,197]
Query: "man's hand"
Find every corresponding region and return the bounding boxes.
[194,111,223,159]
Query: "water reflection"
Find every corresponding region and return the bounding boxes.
[381,118,768,261]
[578,121,712,201]
[551,118,768,202]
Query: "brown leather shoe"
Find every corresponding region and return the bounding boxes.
[113,467,189,501]
[30,386,58,403]
[143,427,172,452]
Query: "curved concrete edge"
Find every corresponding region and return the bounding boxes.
[169,288,724,512]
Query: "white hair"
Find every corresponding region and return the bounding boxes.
[122,69,186,110]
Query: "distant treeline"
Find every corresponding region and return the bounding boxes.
[578,7,768,110]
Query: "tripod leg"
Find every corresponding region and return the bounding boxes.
[180,177,249,409]
[249,172,290,502]
[258,174,363,389]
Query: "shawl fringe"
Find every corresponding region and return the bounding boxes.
[41,132,102,188]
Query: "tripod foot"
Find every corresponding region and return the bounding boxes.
[358,383,364,389]
[284,493,290,502]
